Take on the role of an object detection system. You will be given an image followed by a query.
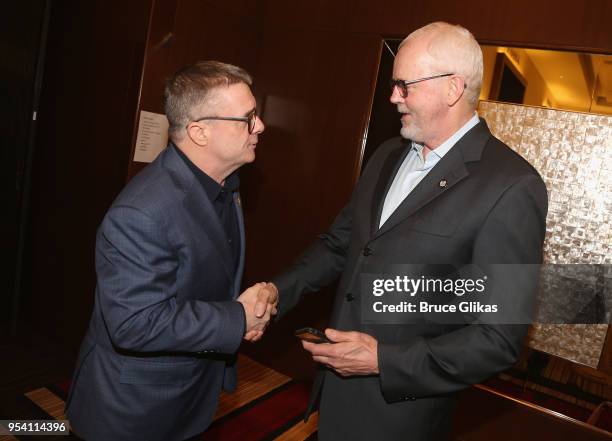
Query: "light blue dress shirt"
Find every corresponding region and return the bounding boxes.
[379,113,480,228]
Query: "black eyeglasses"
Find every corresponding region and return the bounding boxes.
[390,73,459,98]
[191,108,258,133]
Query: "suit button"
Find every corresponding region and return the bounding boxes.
[346,293,355,302]
[404,396,416,401]
[363,247,372,256]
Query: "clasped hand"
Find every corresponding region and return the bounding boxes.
[237,282,279,342]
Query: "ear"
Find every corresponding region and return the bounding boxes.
[186,122,210,147]
[446,75,466,106]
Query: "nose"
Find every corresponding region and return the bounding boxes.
[254,114,265,134]
[389,85,403,104]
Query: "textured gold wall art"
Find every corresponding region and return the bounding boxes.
[477,101,611,368]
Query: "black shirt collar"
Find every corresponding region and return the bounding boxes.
[172,143,240,201]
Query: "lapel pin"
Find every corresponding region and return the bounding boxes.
[439,179,448,188]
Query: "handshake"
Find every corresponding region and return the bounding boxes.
[237,282,279,342]
[237,282,380,377]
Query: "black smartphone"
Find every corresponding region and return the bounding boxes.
[295,327,333,344]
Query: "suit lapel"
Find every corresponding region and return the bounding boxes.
[183,187,235,280]
[372,119,491,240]
[373,147,468,239]
[370,141,411,235]
[233,193,246,299]
[163,146,236,282]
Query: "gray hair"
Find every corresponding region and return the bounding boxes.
[400,22,483,107]
[164,60,253,141]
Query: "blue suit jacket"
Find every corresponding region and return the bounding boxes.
[66,145,246,441]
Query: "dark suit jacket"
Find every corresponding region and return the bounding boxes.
[274,119,548,441]
[66,145,246,441]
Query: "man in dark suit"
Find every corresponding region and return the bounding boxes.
[66,61,278,441]
[265,22,548,440]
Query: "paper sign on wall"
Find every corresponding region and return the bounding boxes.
[133,110,169,163]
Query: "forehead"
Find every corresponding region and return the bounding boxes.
[393,40,429,78]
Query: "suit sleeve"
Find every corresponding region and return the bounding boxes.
[96,205,245,354]
[273,200,353,317]
[272,140,400,317]
[378,173,548,402]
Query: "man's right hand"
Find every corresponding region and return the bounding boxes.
[237,282,278,342]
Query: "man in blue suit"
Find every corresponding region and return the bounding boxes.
[66,61,277,440]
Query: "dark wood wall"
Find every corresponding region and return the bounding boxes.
[126,0,264,179]
[22,0,153,347]
[21,0,612,365]
[1,1,48,336]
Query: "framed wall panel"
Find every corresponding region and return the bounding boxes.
[478,101,611,368]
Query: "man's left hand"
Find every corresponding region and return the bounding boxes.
[302,329,379,376]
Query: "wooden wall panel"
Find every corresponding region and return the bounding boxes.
[260,0,352,32]
[23,0,153,348]
[240,32,381,276]
[452,385,612,440]
[468,0,612,52]
[127,0,264,179]
[262,0,612,52]
[1,1,48,336]
[237,30,381,370]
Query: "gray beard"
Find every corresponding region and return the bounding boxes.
[400,125,423,142]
